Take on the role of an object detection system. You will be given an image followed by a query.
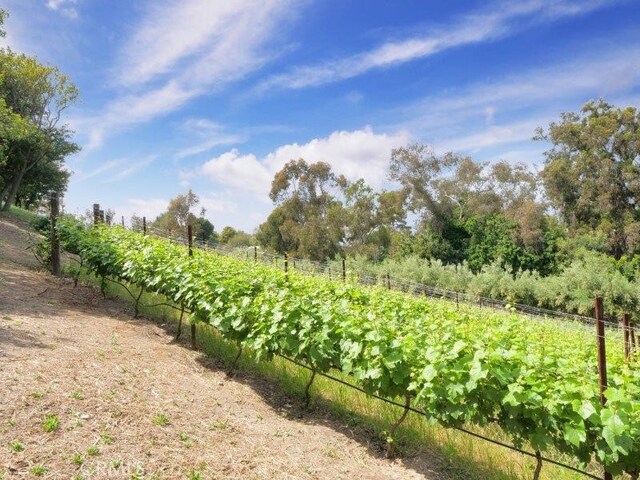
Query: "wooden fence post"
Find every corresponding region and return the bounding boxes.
[342,258,346,282]
[121,215,125,227]
[50,192,61,276]
[186,224,195,348]
[623,313,631,362]
[284,252,288,274]
[142,216,147,235]
[386,273,391,290]
[594,297,613,480]
[254,246,257,263]
[93,203,100,225]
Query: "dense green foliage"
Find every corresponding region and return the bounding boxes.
[254,101,640,311]
[58,219,640,477]
[327,249,640,317]
[0,11,79,211]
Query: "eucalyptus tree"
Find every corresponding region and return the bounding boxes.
[538,100,640,258]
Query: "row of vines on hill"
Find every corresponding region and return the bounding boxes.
[56,218,640,477]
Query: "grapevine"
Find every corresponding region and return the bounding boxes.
[57,219,640,477]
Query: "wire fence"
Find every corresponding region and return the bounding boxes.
[79,209,639,480]
[142,223,632,334]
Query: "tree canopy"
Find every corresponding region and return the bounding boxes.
[0,16,79,211]
[538,99,640,259]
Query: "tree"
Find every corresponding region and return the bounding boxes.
[538,100,640,259]
[219,226,237,244]
[0,47,79,210]
[0,8,7,38]
[218,226,252,247]
[14,157,70,209]
[152,189,200,234]
[194,217,217,243]
[258,159,345,261]
[388,143,557,272]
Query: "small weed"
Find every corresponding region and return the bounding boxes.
[179,432,192,448]
[31,391,43,399]
[43,415,59,433]
[152,413,169,426]
[7,419,15,427]
[111,459,122,469]
[210,420,227,430]
[100,432,113,445]
[70,391,84,400]
[188,469,202,480]
[9,440,24,452]
[72,454,84,466]
[130,466,145,480]
[87,446,100,456]
[31,465,46,477]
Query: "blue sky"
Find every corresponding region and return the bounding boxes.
[2,0,640,231]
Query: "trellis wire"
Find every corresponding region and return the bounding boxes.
[73,218,626,479]
[145,223,631,335]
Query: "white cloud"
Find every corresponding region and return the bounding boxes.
[200,194,238,215]
[81,0,296,151]
[46,0,78,19]
[199,127,411,199]
[110,193,237,227]
[116,198,169,223]
[256,0,620,92]
[201,150,273,197]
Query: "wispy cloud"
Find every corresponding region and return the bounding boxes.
[255,0,622,92]
[106,156,157,182]
[174,119,244,160]
[46,0,79,20]
[81,0,297,151]
[399,43,640,138]
[80,159,122,181]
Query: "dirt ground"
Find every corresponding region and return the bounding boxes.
[0,214,456,480]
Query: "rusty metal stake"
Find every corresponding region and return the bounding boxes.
[594,297,613,480]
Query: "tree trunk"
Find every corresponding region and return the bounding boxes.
[0,182,10,209]
[1,165,27,211]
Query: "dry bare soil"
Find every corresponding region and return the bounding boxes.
[0,215,452,479]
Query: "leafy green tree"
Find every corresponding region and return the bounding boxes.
[258,158,345,261]
[0,47,79,210]
[152,189,200,234]
[0,8,7,37]
[388,143,558,272]
[219,226,237,244]
[538,100,640,258]
[194,217,217,243]
[14,156,70,209]
[218,226,252,247]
